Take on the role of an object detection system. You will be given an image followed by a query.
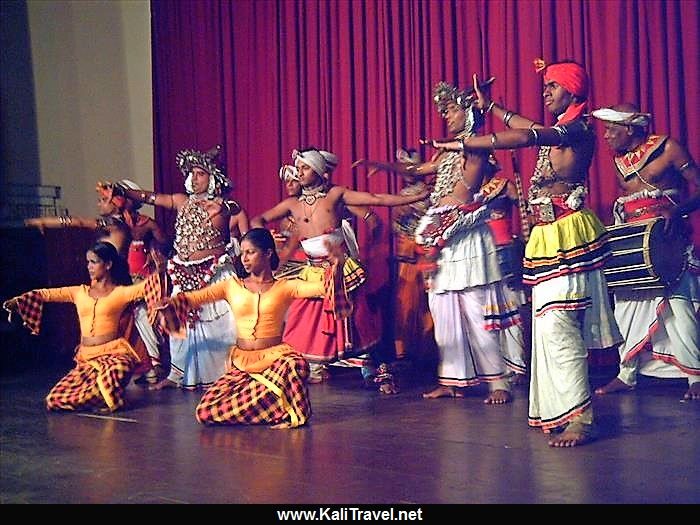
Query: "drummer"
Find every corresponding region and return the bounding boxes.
[592,103,700,401]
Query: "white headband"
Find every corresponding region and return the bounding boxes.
[292,149,338,176]
[279,164,299,182]
[591,108,651,127]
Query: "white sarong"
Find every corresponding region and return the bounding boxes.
[167,254,237,389]
[613,270,700,386]
[428,221,526,388]
[528,269,623,432]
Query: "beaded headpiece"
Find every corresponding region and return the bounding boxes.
[432,78,495,135]
[432,77,495,116]
[176,145,230,196]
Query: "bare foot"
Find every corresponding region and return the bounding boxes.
[484,389,512,404]
[594,377,634,395]
[683,383,700,401]
[379,381,399,395]
[548,427,596,447]
[148,378,179,391]
[422,385,464,399]
[271,422,292,429]
[307,367,330,384]
[509,374,528,386]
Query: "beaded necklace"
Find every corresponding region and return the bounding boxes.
[299,182,329,206]
[429,130,470,205]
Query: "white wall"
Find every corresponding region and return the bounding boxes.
[27,0,153,217]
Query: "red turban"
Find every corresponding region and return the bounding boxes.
[543,62,589,98]
[535,59,589,124]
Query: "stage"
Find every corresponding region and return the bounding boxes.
[1,358,697,504]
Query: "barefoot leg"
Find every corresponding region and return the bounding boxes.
[594,377,634,395]
[307,365,330,384]
[148,378,179,391]
[548,423,596,447]
[683,382,700,401]
[509,374,528,386]
[422,385,463,399]
[379,381,400,395]
[484,389,512,404]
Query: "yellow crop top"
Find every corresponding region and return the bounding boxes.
[37,281,148,338]
[182,275,325,340]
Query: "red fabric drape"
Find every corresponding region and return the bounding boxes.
[151,0,699,304]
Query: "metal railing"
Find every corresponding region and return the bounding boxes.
[0,183,68,226]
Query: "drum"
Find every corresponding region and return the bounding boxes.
[495,236,525,287]
[603,217,687,290]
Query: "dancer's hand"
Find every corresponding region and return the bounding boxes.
[24,218,46,234]
[2,297,18,312]
[471,73,492,111]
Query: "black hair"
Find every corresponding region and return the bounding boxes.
[88,241,132,286]
[240,228,280,272]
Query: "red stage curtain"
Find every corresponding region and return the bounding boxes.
[151,0,699,298]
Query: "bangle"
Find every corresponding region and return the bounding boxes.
[140,192,147,201]
[529,128,540,145]
[460,139,467,152]
[486,101,495,113]
[147,193,157,204]
[223,199,241,215]
[490,133,498,148]
[363,211,374,221]
[503,111,515,127]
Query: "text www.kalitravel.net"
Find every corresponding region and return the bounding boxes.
[276,507,423,521]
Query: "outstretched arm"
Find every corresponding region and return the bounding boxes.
[24,215,98,234]
[427,127,562,152]
[113,182,187,211]
[250,199,294,228]
[428,119,589,153]
[339,186,429,208]
[352,158,441,178]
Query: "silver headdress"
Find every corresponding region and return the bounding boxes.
[176,145,231,196]
[432,78,494,136]
[433,81,473,117]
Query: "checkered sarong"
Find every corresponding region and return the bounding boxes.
[143,271,166,325]
[6,290,44,335]
[45,350,138,412]
[324,263,352,323]
[195,353,311,427]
